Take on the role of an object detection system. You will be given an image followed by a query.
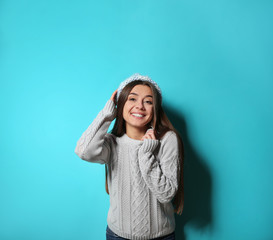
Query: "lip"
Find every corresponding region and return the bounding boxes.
[131,112,146,118]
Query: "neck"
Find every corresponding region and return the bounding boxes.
[125,125,148,140]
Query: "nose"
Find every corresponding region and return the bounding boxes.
[135,100,145,110]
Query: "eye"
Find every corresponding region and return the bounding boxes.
[145,100,153,105]
[128,97,136,101]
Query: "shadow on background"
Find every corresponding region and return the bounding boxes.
[164,104,213,240]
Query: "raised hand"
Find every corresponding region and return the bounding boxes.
[141,129,156,141]
[110,89,118,105]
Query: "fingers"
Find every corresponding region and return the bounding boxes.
[110,89,118,104]
[141,129,156,141]
[146,129,156,139]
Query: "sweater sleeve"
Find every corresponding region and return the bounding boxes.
[74,100,116,164]
[138,131,180,203]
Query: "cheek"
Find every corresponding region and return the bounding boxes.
[123,103,129,113]
[147,107,154,118]
[125,102,134,112]
[122,103,131,119]
[122,108,127,119]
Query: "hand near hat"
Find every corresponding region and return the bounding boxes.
[110,89,118,106]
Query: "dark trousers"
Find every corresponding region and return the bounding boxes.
[106,226,175,240]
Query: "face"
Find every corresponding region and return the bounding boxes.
[123,84,154,133]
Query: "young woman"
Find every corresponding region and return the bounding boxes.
[75,73,184,240]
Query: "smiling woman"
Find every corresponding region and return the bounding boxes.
[75,73,184,240]
[122,85,154,139]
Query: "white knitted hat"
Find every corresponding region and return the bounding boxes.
[117,73,161,100]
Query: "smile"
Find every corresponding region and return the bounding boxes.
[131,113,145,118]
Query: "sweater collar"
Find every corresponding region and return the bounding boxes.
[120,133,143,145]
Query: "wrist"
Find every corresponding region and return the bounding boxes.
[140,138,159,153]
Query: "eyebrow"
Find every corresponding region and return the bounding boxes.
[129,92,153,98]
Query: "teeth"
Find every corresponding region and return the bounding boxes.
[132,113,144,117]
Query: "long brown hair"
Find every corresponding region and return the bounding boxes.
[105,80,184,215]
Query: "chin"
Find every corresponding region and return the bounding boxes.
[134,122,151,130]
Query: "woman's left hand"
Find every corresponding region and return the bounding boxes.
[141,129,156,141]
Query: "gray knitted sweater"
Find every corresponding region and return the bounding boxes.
[74,100,180,240]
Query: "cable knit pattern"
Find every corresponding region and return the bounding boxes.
[138,132,180,204]
[130,145,150,236]
[74,100,179,240]
[74,100,116,163]
[108,145,118,227]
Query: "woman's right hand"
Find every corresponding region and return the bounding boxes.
[110,89,118,105]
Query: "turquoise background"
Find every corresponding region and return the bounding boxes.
[1,0,273,240]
